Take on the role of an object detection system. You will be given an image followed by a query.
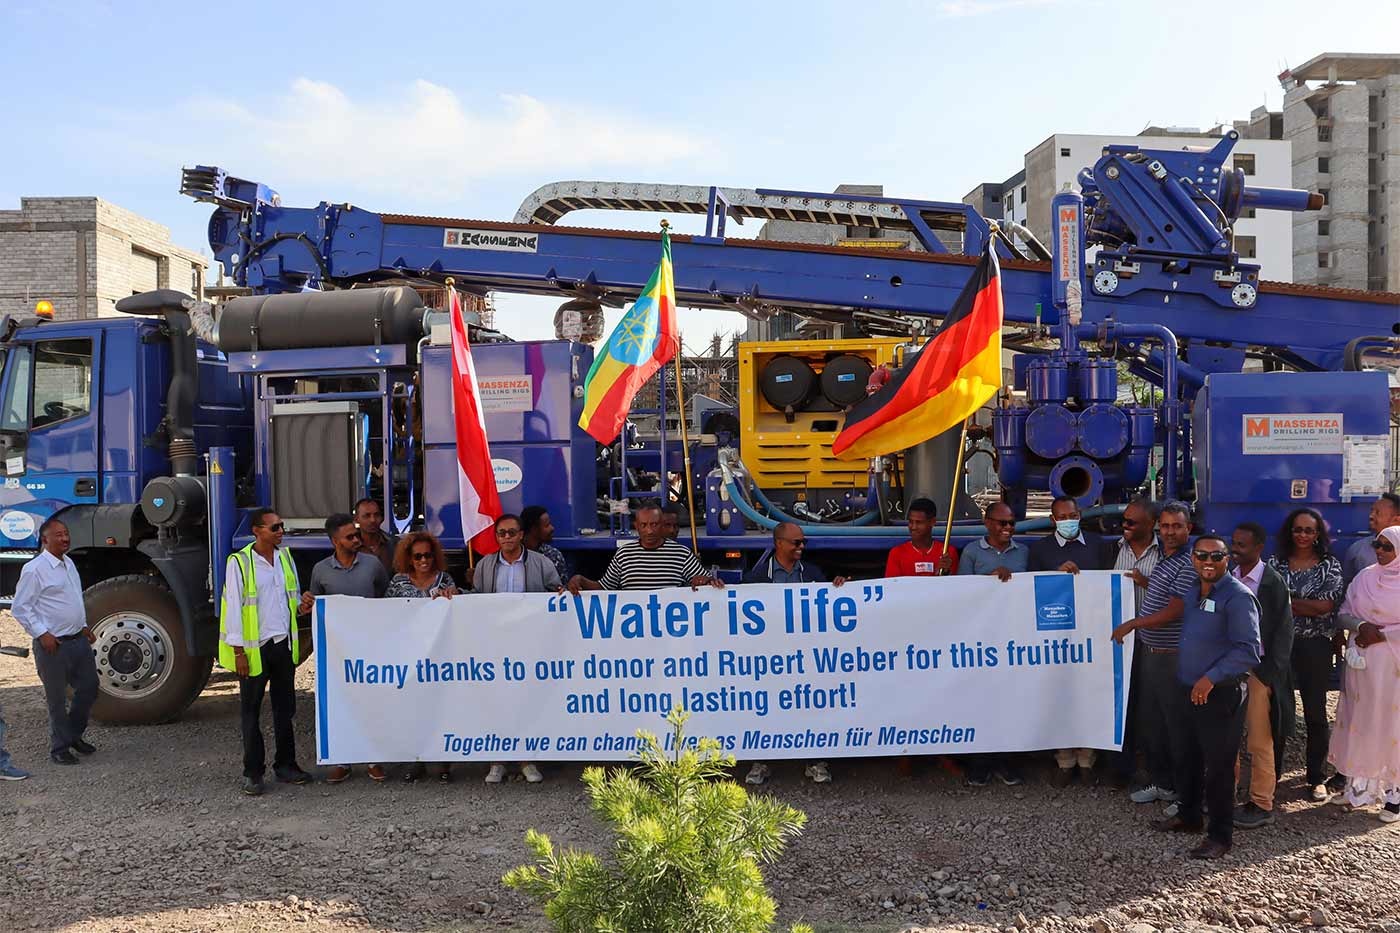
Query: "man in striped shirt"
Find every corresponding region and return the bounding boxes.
[567,500,720,593]
[1107,498,1163,790]
[1112,500,1197,806]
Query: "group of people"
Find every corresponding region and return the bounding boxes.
[950,492,1400,860]
[2,489,1397,861]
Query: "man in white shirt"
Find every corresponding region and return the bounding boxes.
[220,507,313,795]
[13,518,98,766]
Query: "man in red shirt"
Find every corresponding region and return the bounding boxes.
[886,498,958,577]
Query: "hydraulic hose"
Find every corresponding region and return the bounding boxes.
[747,476,882,526]
[723,474,1126,537]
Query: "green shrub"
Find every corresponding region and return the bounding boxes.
[503,707,812,933]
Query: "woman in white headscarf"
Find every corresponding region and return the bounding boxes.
[1329,525,1400,822]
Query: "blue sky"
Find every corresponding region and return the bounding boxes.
[2,0,1396,340]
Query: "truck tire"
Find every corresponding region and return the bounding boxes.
[87,575,206,725]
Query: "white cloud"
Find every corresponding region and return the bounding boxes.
[89,78,708,205]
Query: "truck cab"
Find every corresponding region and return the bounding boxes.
[0,310,250,723]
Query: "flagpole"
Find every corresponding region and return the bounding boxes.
[939,418,971,575]
[661,220,702,552]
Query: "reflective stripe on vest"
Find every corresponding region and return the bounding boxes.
[217,544,301,678]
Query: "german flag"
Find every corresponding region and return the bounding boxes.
[832,242,1003,460]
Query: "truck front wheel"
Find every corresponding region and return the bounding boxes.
[87,575,208,725]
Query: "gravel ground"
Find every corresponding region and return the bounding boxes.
[3,610,1400,933]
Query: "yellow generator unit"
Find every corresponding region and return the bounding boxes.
[738,338,905,497]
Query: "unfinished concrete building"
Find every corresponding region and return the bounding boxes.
[0,197,206,321]
[1279,52,1400,292]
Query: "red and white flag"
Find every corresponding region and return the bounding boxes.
[448,289,502,554]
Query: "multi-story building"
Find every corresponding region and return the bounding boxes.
[1277,52,1400,291]
[965,130,1295,282]
[0,197,206,321]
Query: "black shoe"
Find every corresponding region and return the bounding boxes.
[437,768,453,784]
[996,765,1024,787]
[242,777,265,796]
[1152,815,1204,833]
[275,766,312,785]
[70,738,96,755]
[1189,839,1230,859]
[1233,802,1275,829]
[403,763,425,784]
[1325,773,1348,793]
[965,767,991,787]
[50,749,80,765]
[1049,767,1074,789]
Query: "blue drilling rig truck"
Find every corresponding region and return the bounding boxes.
[0,131,1395,724]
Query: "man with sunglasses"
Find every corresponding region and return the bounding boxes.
[1112,501,1197,804]
[744,522,848,586]
[1151,533,1261,860]
[473,514,563,595]
[310,512,389,784]
[1106,498,1163,791]
[220,508,314,796]
[957,501,1028,581]
[1341,493,1400,591]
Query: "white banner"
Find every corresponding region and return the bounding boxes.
[313,571,1133,764]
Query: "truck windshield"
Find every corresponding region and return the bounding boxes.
[0,345,32,435]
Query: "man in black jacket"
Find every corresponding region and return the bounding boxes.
[744,522,848,586]
[1229,521,1295,829]
[742,522,845,785]
[1029,496,1110,785]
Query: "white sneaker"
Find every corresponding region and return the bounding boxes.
[1164,801,1180,818]
[521,763,544,784]
[745,763,771,785]
[1311,783,1332,802]
[1380,804,1400,824]
[485,764,507,784]
[804,761,832,784]
[1131,784,1169,804]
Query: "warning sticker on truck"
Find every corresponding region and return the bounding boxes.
[443,229,539,253]
[1241,413,1344,455]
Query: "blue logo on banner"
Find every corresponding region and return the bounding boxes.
[1034,575,1076,630]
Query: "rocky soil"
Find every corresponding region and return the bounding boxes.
[3,611,1399,933]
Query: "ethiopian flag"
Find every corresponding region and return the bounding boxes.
[577,228,681,444]
[832,241,1003,460]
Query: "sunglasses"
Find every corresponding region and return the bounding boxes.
[1374,538,1396,553]
[496,528,522,537]
[1121,517,1139,527]
[1291,526,1319,536]
[259,522,285,533]
[411,551,434,561]
[1193,549,1229,562]
[345,530,362,540]
[779,538,807,547]
[989,519,1015,528]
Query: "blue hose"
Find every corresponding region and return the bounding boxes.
[748,480,882,527]
[724,477,1126,537]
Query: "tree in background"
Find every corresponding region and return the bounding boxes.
[504,708,812,933]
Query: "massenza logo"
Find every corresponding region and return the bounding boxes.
[1246,417,1270,438]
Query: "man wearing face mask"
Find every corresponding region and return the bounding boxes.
[1029,496,1109,786]
[1112,501,1198,807]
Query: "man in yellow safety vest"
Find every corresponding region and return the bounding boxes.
[219,507,314,796]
